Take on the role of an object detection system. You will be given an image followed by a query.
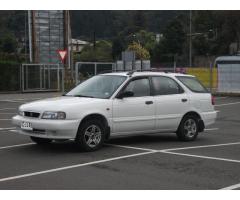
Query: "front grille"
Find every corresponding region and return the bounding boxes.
[24,111,40,118]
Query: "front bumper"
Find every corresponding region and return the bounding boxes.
[12,115,80,139]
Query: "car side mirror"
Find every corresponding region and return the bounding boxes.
[117,91,134,99]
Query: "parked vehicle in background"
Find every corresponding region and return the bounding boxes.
[12,71,217,151]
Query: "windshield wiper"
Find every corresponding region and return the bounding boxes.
[73,95,95,98]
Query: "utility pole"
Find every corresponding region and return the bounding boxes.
[31,10,38,63]
[64,11,69,68]
[189,10,192,67]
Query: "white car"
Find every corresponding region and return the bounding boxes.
[12,72,217,151]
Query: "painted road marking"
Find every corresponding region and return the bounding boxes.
[205,128,219,131]
[0,140,239,183]
[0,151,155,183]
[220,183,240,190]
[107,144,158,152]
[0,113,17,114]
[0,108,16,111]
[9,130,17,133]
[160,151,240,164]
[161,142,240,152]
[0,127,15,131]
[215,101,240,107]
[0,143,34,150]
[0,100,25,103]
[0,98,41,103]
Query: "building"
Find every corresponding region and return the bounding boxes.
[71,39,89,53]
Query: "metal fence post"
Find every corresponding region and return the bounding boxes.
[210,61,213,93]
[94,63,97,75]
[75,62,79,86]
[62,66,65,93]
[21,64,24,92]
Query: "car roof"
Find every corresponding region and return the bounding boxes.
[101,71,195,78]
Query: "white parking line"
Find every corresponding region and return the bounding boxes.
[220,183,240,190]
[0,113,16,114]
[0,108,16,111]
[0,98,41,103]
[0,140,239,183]
[161,142,240,152]
[0,143,34,150]
[0,100,25,103]
[205,128,219,131]
[215,101,240,107]
[0,151,155,183]
[0,127,15,131]
[160,151,240,164]
[107,144,158,152]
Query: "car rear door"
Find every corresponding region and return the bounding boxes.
[112,76,155,134]
[151,76,189,131]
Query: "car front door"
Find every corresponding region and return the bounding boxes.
[112,77,155,134]
[151,76,189,131]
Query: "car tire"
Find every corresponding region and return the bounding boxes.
[176,115,199,141]
[75,119,105,151]
[30,136,52,145]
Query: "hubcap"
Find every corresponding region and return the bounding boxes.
[183,119,197,138]
[84,125,102,148]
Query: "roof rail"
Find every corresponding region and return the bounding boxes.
[98,68,163,76]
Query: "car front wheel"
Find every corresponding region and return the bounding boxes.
[75,119,105,151]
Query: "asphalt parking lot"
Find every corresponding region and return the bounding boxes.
[0,93,240,189]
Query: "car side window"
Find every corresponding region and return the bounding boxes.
[152,76,183,95]
[123,78,150,97]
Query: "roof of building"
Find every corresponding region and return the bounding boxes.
[71,39,89,45]
[215,56,240,62]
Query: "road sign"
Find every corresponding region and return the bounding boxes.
[57,50,67,63]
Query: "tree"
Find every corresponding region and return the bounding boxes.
[127,42,150,60]
[152,16,186,64]
[0,33,17,53]
[75,40,113,62]
[161,18,186,55]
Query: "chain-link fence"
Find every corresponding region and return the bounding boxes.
[1,61,240,95]
[75,62,116,85]
[21,64,64,92]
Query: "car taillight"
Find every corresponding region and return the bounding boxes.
[211,95,215,105]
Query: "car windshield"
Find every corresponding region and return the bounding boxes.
[65,75,127,99]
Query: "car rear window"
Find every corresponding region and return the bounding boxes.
[176,76,208,93]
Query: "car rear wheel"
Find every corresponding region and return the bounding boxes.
[30,136,52,145]
[75,119,105,151]
[176,115,199,141]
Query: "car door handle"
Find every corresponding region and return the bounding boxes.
[145,101,153,105]
[181,98,188,102]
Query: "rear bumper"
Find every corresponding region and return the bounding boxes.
[201,111,217,127]
[12,115,80,139]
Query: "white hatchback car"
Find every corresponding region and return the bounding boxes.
[12,72,217,151]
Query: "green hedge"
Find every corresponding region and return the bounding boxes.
[0,62,21,91]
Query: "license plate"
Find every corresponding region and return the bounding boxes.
[21,122,32,131]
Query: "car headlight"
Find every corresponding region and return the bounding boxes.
[42,111,66,120]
